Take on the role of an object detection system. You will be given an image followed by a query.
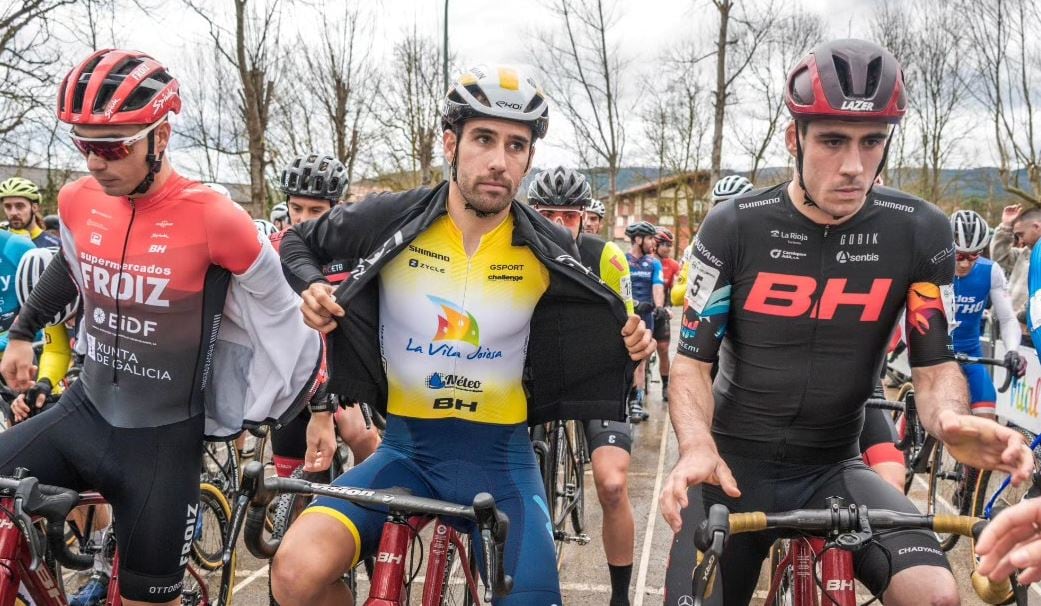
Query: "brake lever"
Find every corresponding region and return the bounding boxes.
[12,474,44,571]
[692,530,723,606]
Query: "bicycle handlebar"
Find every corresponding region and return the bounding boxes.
[0,470,93,572]
[228,461,514,599]
[864,398,903,413]
[692,502,1012,605]
[954,352,1016,393]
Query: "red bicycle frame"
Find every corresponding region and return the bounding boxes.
[764,537,857,606]
[364,515,481,606]
[0,493,72,606]
[0,492,210,606]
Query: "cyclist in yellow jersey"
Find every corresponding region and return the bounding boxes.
[275,64,653,606]
[528,166,637,606]
[0,177,61,248]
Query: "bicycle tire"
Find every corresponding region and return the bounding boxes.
[973,426,1040,519]
[438,533,478,606]
[192,482,237,605]
[268,466,311,606]
[766,540,795,605]
[925,441,967,551]
[201,440,240,497]
[569,421,586,536]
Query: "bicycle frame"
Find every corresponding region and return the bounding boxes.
[982,431,1041,519]
[764,537,856,606]
[0,495,69,606]
[365,515,480,606]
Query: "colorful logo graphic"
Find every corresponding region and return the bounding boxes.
[907,282,946,335]
[428,295,480,347]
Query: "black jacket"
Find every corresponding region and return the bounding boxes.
[280,181,634,424]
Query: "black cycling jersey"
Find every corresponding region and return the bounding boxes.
[679,183,955,462]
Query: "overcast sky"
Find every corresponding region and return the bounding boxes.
[73,0,965,179]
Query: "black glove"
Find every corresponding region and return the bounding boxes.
[25,378,53,418]
[635,301,654,315]
[1004,350,1027,378]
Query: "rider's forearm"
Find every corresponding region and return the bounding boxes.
[669,356,718,456]
[653,284,664,308]
[10,253,79,342]
[912,361,970,436]
[280,227,331,287]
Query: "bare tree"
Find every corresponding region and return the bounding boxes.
[0,0,76,158]
[185,0,286,216]
[906,0,971,204]
[730,9,824,182]
[271,5,376,194]
[176,44,248,183]
[371,27,443,188]
[704,0,780,183]
[640,58,712,233]
[533,0,629,237]
[959,0,1041,206]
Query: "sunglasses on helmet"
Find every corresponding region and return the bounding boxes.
[69,118,166,161]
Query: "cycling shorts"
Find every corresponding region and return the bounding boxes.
[960,345,996,414]
[271,407,310,477]
[652,309,671,343]
[859,406,902,467]
[584,418,632,453]
[303,415,561,605]
[694,453,949,605]
[0,380,203,603]
[639,310,655,336]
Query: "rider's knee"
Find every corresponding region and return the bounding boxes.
[594,468,629,509]
[885,566,958,606]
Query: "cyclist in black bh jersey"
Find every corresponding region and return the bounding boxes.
[659,38,1033,605]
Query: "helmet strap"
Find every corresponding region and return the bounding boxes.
[793,124,818,209]
[131,130,163,196]
[867,125,897,198]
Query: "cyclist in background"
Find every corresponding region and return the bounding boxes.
[670,176,754,307]
[0,177,60,248]
[269,152,380,478]
[951,209,1025,418]
[584,198,605,235]
[528,167,636,606]
[254,218,279,237]
[625,220,663,423]
[652,227,679,401]
[271,202,290,231]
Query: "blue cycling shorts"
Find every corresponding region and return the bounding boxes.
[303,415,562,605]
[959,345,996,415]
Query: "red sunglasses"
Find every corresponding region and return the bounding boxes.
[69,119,165,161]
[956,252,980,262]
[536,208,584,226]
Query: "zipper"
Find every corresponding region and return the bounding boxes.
[111,200,137,385]
[783,222,831,461]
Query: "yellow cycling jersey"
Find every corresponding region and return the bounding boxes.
[378,213,549,425]
[576,234,634,315]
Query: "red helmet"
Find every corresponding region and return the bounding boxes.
[785,39,905,124]
[57,49,181,125]
[654,226,674,245]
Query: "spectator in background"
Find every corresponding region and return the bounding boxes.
[993,204,1035,346]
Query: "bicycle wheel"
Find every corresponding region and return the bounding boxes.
[766,540,795,606]
[201,440,240,496]
[191,483,237,605]
[268,467,311,606]
[973,426,1040,518]
[569,421,586,536]
[925,441,967,550]
[438,533,478,606]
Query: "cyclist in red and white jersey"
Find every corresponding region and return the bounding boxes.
[652,227,679,401]
[0,49,322,606]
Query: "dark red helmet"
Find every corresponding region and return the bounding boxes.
[785,39,906,124]
[654,226,674,245]
[57,49,181,125]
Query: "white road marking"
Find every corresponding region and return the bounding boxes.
[633,416,671,606]
[232,564,269,594]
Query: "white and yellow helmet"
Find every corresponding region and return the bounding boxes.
[442,64,550,139]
